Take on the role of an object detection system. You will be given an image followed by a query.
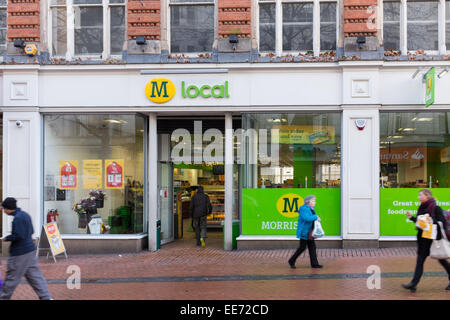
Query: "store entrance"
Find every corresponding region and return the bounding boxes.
[157,116,240,249]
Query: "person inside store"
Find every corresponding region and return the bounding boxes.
[403,189,450,292]
[189,186,212,247]
[288,195,323,269]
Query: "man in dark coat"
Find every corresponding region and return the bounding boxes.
[0,197,52,300]
[189,186,212,247]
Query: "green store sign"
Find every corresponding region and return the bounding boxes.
[424,67,435,107]
[242,188,341,236]
[380,188,450,236]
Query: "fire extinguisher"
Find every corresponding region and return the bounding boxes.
[47,209,59,223]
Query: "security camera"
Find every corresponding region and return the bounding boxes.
[16,121,23,128]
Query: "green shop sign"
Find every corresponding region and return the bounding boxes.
[424,67,435,107]
[242,188,341,236]
[181,81,230,99]
[380,188,450,236]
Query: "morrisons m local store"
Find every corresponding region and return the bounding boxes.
[0,62,449,254]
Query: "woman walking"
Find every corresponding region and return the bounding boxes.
[403,189,450,292]
[288,195,323,269]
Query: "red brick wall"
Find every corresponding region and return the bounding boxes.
[218,0,251,39]
[344,0,377,37]
[128,0,160,40]
[7,0,40,42]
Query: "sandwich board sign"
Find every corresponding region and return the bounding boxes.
[36,222,67,263]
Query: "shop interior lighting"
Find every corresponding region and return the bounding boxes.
[103,119,127,124]
[438,67,448,79]
[401,128,416,132]
[414,117,433,122]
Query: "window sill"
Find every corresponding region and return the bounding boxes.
[61,233,147,240]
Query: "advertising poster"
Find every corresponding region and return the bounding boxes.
[83,160,103,189]
[241,188,341,236]
[59,160,78,190]
[105,159,124,189]
[380,188,450,236]
[44,223,66,256]
[272,125,336,145]
[425,67,435,107]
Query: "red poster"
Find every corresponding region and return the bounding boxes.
[105,160,124,189]
[60,161,78,189]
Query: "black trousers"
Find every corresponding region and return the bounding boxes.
[411,238,450,286]
[288,239,319,267]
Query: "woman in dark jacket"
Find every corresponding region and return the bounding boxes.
[402,189,450,292]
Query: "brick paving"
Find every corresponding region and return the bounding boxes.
[1,238,449,300]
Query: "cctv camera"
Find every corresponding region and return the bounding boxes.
[16,121,23,128]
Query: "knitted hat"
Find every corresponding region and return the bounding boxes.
[1,197,17,210]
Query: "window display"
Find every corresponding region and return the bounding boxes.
[43,114,146,235]
[380,111,450,236]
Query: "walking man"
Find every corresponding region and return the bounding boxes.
[189,186,212,247]
[0,197,52,300]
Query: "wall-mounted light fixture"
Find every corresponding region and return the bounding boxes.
[136,36,147,46]
[356,36,366,50]
[229,34,239,51]
[438,67,448,79]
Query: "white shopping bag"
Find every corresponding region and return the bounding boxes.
[312,220,325,238]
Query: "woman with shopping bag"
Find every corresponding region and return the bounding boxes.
[402,189,450,292]
[288,195,323,269]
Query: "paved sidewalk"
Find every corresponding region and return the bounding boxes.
[1,242,449,300]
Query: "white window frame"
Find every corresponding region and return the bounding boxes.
[167,0,217,56]
[383,0,443,55]
[48,0,126,60]
[0,1,7,57]
[256,0,339,57]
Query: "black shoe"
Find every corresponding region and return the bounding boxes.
[446,283,450,291]
[311,265,323,269]
[402,283,417,292]
[288,261,296,269]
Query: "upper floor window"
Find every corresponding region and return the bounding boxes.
[169,0,215,53]
[0,0,6,54]
[50,0,125,58]
[258,0,338,56]
[383,0,439,53]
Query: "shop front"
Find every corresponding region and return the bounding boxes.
[0,63,449,253]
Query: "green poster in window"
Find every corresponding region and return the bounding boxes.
[425,67,435,107]
[380,188,450,236]
[241,188,341,236]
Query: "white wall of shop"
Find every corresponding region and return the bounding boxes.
[1,62,450,244]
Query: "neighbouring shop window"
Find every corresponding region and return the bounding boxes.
[258,0,338,54]
[407,0,438,51]
[0,0,6,55]
[44,114,146,235]
[49,0,125,57]
[170,0,214,53]
[241,113,341,236]
[380,112,450,236]
[383,0,400,51]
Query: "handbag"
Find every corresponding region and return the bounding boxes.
[312,220,325,238]
[430,222,450,260]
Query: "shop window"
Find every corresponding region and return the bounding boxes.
[0,0,6,55]
[383,0,400,51]
[446,1,450,50]
[49,0,125,58]
[258,0,338,55]
[379,112,450,236]
[407,0,438,50]
[241,113,341,237]
[43,114,146,235]
[170,0,215,53]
